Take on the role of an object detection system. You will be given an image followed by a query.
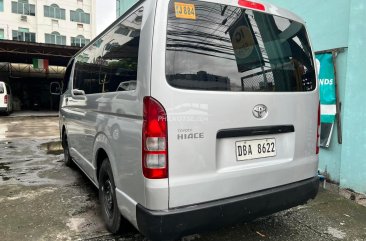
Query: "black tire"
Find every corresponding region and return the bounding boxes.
[62,133,73,167]
[99,159,122,234]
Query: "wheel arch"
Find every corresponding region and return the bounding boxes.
[93,132,118,186]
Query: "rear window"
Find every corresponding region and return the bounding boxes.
[166,0,316,92]
[0,83,4,94]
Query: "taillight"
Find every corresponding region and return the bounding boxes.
[142,97,168,179]
[316,103,320,154]
[4,95,8,104]
[238,0,266,11]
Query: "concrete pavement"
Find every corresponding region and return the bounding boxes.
[0,116,366,241]
[0,116,59,140]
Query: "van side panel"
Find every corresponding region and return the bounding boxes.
[60,0,159,228]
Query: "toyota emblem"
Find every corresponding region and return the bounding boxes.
[253,104,268,119]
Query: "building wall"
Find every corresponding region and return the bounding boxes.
[340,0,366,194]
[261,0,366,194]
[116,0,137,17]
[0,0,96,46]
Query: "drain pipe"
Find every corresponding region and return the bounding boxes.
[318,170,326,188]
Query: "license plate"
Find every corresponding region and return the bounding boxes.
[174,2,196,20]
[235,138,276,161]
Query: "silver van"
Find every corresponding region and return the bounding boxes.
[56,0,320,240]
[0,81,13,115]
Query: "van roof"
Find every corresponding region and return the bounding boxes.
[194,0,305,24]
[74,0,305,59]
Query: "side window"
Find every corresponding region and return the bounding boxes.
[73,53,102,95]
[98,7,143,93]
[0,84,4,94]
[72,7,143,95]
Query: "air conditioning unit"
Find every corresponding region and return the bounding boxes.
[20,15,27,22]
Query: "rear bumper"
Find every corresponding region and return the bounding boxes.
[136,177,319,241]
[0,107,8,112]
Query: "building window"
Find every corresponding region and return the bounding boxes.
[0,29,4,39]
[44,4,65,20]
[0,0,4,12]
[115,26,130,36]
[11,0,36,16]
[70,9,90,24]
[45,32,66,45]
[12,28,36,42]
[71,35,90,47]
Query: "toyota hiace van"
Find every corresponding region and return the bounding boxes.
[57,0,320,240]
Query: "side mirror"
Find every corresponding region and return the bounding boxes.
[72,89,86,100]
[50,82,61,95]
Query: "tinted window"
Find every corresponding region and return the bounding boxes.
[98,7,143,93]
[166,0,316,92]
[73,7,143,94]
[74,52,101,94]
[0,83,4,94]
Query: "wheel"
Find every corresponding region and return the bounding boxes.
[62,133,73,167]
[99,159,122,233]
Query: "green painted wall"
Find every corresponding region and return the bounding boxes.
[116,0,138,17]
[339,0,366,194]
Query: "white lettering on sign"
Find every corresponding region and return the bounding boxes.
[319,79,334,85]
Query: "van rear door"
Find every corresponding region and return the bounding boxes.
[152,0,319,208]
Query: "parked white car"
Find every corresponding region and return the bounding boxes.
[0,81,13,115]
[55,0,320,240]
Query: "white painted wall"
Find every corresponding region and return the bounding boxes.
[0,0,96,46]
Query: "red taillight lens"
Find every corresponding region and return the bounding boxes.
[238,0,265,11]
[142,97,168,179]
[316,103,320,154]
[4,95,8,104]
